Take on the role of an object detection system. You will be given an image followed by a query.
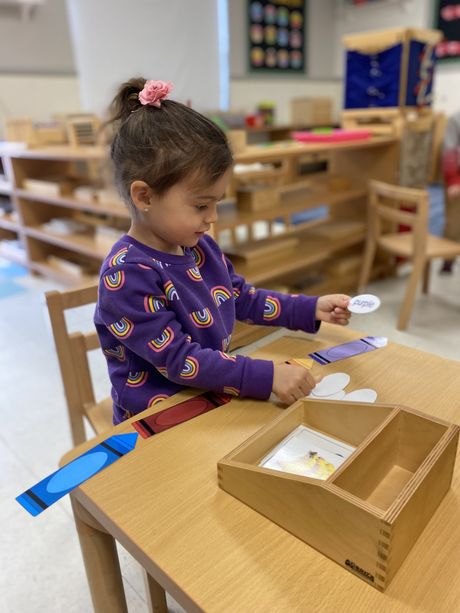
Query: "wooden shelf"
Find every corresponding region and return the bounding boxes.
[0,214,20,231]
[216,185,366,231]
[232,223,366,285]
[1,137,399,287]
[30,259,98,286]
[15,189,129,219]
[233,136,398,165]
[25,226,109,260]
[5,145,107,161]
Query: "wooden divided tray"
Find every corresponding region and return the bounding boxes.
[218,398,459,591]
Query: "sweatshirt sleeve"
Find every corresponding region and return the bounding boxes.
[224,256,320,334]
[97,263,274,400]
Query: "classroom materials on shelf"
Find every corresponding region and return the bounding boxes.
[292,129,371,143]
[257,101,276,126]
[5,117,67,148]
[41,218,89,236]
[224,235,298,264]
[46,254,95,279]
[342,28,442,112]
[227,130,247,154]
[218,397,459,590]
[23,176,75,197]
[16,433,138,516]
[236,183,280,212]
[74,185,97,203]
[291,97,333,126]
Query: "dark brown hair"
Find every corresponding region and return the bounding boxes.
[106,78,233,215]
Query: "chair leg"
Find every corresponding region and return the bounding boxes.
[422,260,431,294]
[144,571,168,613]
[358,239,377,293]
[397,258,425,331]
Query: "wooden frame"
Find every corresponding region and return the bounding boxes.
[358,180,460,330]
[218,397,459,591]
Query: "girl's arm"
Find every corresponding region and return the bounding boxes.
[223,256,320,333]
[97,263,274,400]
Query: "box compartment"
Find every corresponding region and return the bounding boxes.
[332,411,448,511]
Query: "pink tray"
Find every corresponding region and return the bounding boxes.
[292,129,372,143]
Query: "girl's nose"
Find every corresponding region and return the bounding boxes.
[205,205,218,224]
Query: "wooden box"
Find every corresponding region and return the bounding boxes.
[218,399,459,591]
[224,235,298,264]
[236,184,279,212]
[227,129,247,154]
[23,176,74,197]
[291,97,333,126]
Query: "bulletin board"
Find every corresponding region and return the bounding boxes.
[434,0,460,61]
[248,1,307,74]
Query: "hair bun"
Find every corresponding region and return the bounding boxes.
[108,77,147,124]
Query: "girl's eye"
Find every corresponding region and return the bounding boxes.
[195,204,208,211]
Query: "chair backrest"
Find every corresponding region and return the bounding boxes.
[46,284,104,446]
[368,179,430,255]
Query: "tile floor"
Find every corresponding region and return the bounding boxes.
[1,254,459,613]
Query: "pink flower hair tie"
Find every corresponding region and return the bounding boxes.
[138,80,173,108]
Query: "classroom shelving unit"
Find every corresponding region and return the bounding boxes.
[0,135,399,295]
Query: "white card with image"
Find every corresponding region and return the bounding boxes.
[259,425,355,480]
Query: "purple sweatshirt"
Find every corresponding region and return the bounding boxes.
[94,234,320,423]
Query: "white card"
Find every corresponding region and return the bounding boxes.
[311,372,350,397]
[259,424,355,480]
[308,389,346,401]
[348,294,381,314]
[343,388,378,403]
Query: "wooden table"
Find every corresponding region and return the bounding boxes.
[62,324,460,613]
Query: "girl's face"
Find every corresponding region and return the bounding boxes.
[130,168,232,255]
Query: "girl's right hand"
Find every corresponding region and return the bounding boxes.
[272,363,320,405]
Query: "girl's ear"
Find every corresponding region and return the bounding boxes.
[130,180,154,213]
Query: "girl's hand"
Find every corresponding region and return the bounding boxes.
[272,363,320,405]
[316,294,351,326]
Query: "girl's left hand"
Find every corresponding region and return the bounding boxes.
[316,294,351,325]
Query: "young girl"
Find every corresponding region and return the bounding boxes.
[94,78,351,424]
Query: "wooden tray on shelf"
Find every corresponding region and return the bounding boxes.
[224,235,299,263]
[218,399,459,591]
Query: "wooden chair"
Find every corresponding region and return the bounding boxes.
[45,284,112,446]
[46,283,168,612]
[359,180,460,331]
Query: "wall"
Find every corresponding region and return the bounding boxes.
[0,75,81,136]
[229,0,341,122]
[0,0,80,138]
[66,0,222,115]
[0,0,75,74]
